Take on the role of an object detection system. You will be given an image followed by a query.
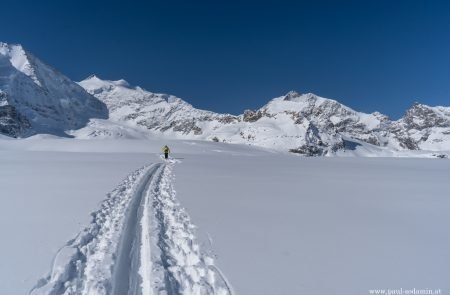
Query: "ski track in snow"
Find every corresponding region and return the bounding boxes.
[30,161,233,295]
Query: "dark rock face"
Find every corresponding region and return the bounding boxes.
[398,136,419,150]
[242,109,274,123]
[217,115,239,124]
[172,120,203,135]
[283,90,302,101]
[0,105,31,137]
[288,122,345,156]
[158,119,202,135]
[386,104,450,150]
[243,110,263,122]
[403,104,449,130]
[289,145,326,156]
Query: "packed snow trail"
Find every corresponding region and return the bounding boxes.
[30,161,232,295]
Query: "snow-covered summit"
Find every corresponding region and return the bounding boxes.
[267,91,349,112]
[80,75,131,91]
[0,42,41,87]
[283,91,322,103]
[0,42,107,137]
[259,91,388,146]
[79,75,187,104]
[77,75,223,137]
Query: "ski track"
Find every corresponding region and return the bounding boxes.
[30,161,233,295]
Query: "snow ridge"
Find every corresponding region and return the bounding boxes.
[30,161,232,295]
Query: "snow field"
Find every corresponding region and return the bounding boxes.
[28,155,232,295]
[1,138,449,295]
[30,165,153,294]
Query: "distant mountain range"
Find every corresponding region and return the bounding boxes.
[1,42,450,156]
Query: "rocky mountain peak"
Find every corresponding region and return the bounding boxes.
[0,42,108,137]
[283,90,302,100]
[80,75,132,91]
[283,91,319,102]
[402,103,449,130]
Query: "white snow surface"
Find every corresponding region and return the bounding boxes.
[1,137,449,294]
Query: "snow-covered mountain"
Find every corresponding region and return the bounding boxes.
[0,43,107,137]
[390,103,450,151]
[76,76,450,155]
[79,77,334,151]
[77,75,228,138]
[1,42,449,155]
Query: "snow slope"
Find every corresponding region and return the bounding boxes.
[1,137,449,294]
[0,43,107,137]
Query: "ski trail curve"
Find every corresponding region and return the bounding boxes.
[30,161,233,295]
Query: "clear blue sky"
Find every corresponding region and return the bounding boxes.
[2,0,450,118]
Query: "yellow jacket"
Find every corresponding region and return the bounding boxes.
[162,146,170,153]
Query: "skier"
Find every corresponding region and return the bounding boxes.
[162,145,170,159]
